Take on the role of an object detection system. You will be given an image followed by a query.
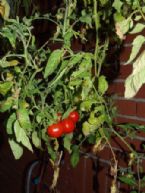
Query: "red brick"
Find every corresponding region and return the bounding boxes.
[137,102,145,118]
[71,39,82,52]
[116,116,145,125]
[118,64,132,79]
[119,44,145,63]
[115,99,136,116]
[108,82,125,96]
[119,46,132,63]
[135,84,145,98]
[97,146,112,160]
[125,28,145,44]
[111,136,141,152]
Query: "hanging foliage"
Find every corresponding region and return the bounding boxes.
[0,0,145,192]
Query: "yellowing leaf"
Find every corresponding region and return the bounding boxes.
[126,35,145,64]
[0,0,10,19]
[125,51,145,98]
[98,75,108,95]
[0,81,13,96]
[115,18,131,39]
[130,23,145,34]
[8,60,19,66]
[0,97,13,112]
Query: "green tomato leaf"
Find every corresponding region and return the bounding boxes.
[14,120,33,152]
[126,35,145,64]
[125,50,145,98]
[47,144,57,162]
[17,108,32,132]
[0,97,13,112]
[142,6,145,13]
[0,81,13,96]
[63,133,73,153]
[130,23,145,34]
[9,139,23,159]
[82,121,91,136]
[70,145,80,168]
[32,131,41,148]
[116,18,131,39]
[118,176,136,186]
[44,49,64,78]
[134,15,142,21]
[80,99,97,112]
[98,75,108,95]
[81,77,93,100]
[113,0,123,13]
[1,28,16,48]
[6,113,16,135]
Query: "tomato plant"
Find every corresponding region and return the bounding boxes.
[0,0,145,192]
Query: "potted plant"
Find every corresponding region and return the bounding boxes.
[0,0,145,192]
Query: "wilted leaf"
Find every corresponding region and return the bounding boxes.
[44,49,64,78]
[125,51,145,98]
[115,18,131,39]
[126,35,145,64]
[9,139,23,159]
[14,120,33,151]
[0,0,10,19]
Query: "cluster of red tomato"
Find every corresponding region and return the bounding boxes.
[47,111,80,138]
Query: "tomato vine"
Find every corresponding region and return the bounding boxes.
[0,0,145,192]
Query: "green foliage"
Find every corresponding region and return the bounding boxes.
[0,0,145,191]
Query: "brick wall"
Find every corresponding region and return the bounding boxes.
[94,26,145,193]
[108,29,145,125]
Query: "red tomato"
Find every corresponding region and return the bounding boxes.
[69,111,79,123]
[47,123,63,138]
[61,118,75,134]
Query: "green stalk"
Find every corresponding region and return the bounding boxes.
[63,0,69,36]
[112,128,138,157]
[93,0,99,77]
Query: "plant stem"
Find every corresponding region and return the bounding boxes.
[93,0,99,77]
[112,128,138,157]
[137,158,141,193]
[63,0,69,36]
